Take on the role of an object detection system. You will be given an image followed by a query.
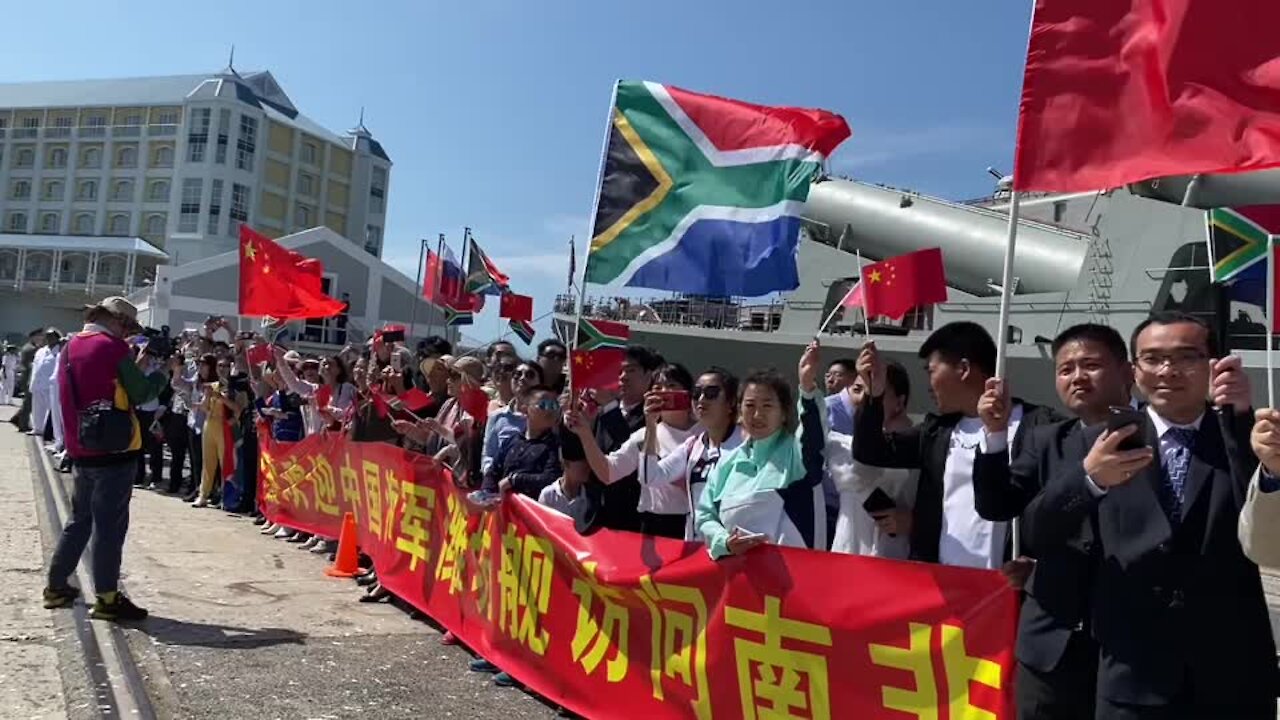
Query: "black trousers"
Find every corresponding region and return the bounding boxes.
[164,413,189,492]
[134,410,163,486]
[637,511,686,540]
[1016,630,1096,720]
[187,427,203,496]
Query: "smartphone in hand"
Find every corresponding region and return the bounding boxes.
[655,390,690,412]
[862,487,896,515]
[1106,406,1149,451]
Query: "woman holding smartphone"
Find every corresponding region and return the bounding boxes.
[695,342,827,557]
[570,363,699,539]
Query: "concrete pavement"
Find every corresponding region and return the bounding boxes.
[0,408,560,720]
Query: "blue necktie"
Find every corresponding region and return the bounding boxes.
[1160,427,1197,522]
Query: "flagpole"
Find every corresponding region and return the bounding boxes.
[409,237,426,343]
[1268,234,1275,407]
[569,80,621,402]
[816,287,852,336]
[856,248,872,337]
[994,190,1022,560]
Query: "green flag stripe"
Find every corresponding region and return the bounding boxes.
[1210,209,1269,281]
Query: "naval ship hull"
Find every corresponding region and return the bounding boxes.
[561,176,1280,415]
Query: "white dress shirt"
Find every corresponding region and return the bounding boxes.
[941,405,1023,570]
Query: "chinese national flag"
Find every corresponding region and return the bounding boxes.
[1014,0,1280,192]
[239,226,346,320]
[570,348,624,391]
[860,248,947,321]
[499,293,533,323]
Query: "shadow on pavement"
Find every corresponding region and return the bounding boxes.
[134,616,308,650]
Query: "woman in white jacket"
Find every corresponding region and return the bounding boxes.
[572,363,699,539]
[641,367,744,541]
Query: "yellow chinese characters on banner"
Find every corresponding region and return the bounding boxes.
[281,456,312,511]
[637,575,711,720]
[394,478,435,572]
[499,523,553,656]
[362,460,383,540]
[338,451,362,525]
[869,622,1002,720]
[436,494,472,595]
[570,562,630,683]
[725,595,832,720]
[469,512,496,622]
[258,448,281,504]
[308,455,340,518]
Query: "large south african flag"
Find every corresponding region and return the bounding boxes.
[584,81,850,297]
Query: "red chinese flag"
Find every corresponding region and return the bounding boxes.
[860,248,947,321]
[1014,0,1280,192]
[458,385,489,421]
[239,226,346,320]
[422,250,441,301]
[499,293,534,323]
[371,389,392,419]
[570,348,624,391]
[246,343,273,367]
[397,387,433,414]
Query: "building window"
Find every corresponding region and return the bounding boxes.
[207,179,223,235]
[14,148,34,168]
[11,180,30,200]
[153,110,179,136]
[298,172,315,197]
[42,180,63,201]
[295,203,312,229]
[370,166,386,213]
[110,179,133,202]
[145,214,165,237]
[152,146,173,167]
[178,178,202,233]
[47,147,67,168]
[236,115,257,171]
[147,179,170,202]
[24,253,51,280]
[47,116,73,139]
[0,252,15,280]
[216,109,231,165]
[108,214,130,236]
[8,212,27,232]
[81,147,101,168]
[15,117,38,139]
[301,141,317,165]
[76,179,98,201]
[187,108,211,162]
[229,182,250,237]
[82,114,107,137]
[96,256,125,285]
[365,225,382,255]
[115,146,137,168]
[74,213,94,235]
[59,254,88,283]
[40,213,59,233]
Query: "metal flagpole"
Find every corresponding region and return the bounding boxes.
[409,237,426,343]
[1269,235,1276,407]
[994,190,1022,559]
[569,81,620,402]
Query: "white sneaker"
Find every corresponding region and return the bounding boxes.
[260,522,280,535]
[273,527,295,540]
[191,497,208,508]
[300,536,321,550]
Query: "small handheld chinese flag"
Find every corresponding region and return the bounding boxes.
[499,293,534,323]
[239,226,346,320]
[570,348,625,391]
[246,343,273,367]
[860,248,947,320]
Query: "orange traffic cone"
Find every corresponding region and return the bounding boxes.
[325,512,360,578]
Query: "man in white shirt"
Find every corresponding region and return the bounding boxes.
[0,344,17,405]
[27,329,62,438]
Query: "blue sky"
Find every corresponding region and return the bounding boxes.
[0,0,1033,345]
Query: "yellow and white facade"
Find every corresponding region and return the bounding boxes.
[0,68,391,265]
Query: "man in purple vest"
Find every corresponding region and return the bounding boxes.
[42,296,165,622]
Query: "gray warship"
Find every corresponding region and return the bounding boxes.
[555,170,1279,414]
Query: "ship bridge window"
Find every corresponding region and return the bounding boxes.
[1151,240,1227,342]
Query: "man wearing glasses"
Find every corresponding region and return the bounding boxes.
[536,339,568,395]
[1030,312,1274,719]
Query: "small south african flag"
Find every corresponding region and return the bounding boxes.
[509,319,535,344]
[576,318,629,351]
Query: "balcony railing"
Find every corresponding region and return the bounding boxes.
[555,293,786,333]
[44,126,72,139]
[78,125,107,138]
[147,124,178,137]
[12,128,38,139]
[112,125,142,138]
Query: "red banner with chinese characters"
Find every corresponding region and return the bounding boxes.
[258,428,1018,719]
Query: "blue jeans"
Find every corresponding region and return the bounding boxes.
[47,459,134,594]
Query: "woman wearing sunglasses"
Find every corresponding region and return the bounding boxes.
[572,363,700,539]
[695,342,828,557]
[481,361,543,476]
[640,367,744,541]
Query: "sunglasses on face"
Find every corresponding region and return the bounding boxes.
[691,385,723,401]
[533,398,560,412]
[517,368,540,379]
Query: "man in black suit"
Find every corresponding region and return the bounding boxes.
[570,345,661,535]
[972,323,1134,719]
[854,321,1060,569]
[1030,312,1274,719]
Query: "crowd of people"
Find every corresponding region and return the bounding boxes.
[18,293,1280,718]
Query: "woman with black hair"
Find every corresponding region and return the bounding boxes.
[642,367,745,541]
[696,342,827,557]
[571,363,700,539]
